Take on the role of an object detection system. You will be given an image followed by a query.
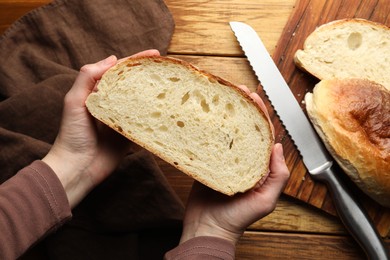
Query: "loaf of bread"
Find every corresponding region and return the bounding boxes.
[295,18,390,90]
[305,78,390,207]
[86,56,274,195]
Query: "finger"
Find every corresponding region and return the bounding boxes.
[249,92,275,135]
[69,55,118,103]
[254,144,289,192]
[249,92,268,115]
[237,86,268,115]
[131,49,160,57]
[237,86,269,122]
[264,143,290,191]
[117,49,161,64]
[237,85,251,95]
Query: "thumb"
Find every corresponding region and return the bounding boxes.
[68,55,118,105]
[259,143,290,192]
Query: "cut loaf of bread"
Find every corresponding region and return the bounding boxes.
[295,18,390,90]
[86,56,273,195]
[305,78,390,207]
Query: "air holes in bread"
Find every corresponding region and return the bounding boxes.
[151,112,161,118]
[208,77,217,84]
[185,149,196,161]
[181,92,190,105]
[159,125,168,132]
[240,100,248,108]
[85,56,273,196]
[154,141,165,147]
[348,32,362,50]
[151,74,162,82]
[182,90,211,113]
[193,90,210,112]
[226,103,235,116]
[169,77,180,82]
[157,93,166,99]
[126,62,141,68]
[201,99,210,113]
[212,95,220,105]
[229,139,234,149]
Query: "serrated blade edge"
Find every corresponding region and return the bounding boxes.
[229,21,332,174]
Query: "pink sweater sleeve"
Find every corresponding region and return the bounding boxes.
[0,160,72,259]
[164,236,235,260]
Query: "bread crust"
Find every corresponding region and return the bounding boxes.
[314,18,389,34]
[305,78,390,207]
[86,56,274,195]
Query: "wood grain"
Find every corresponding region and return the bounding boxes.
[0,0,51,33]
[237,231,389,260]
[166,0,296,56]
[268,0,390,237]
[1,1,389,258]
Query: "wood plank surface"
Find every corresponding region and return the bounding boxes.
[237,231,390,260]
[1,0,389,258]
[0,0,51,33]
[166,0,296,56]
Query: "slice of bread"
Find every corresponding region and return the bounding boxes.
[86,56,274,195]
[305,78,390,207]
[295,18,390,90]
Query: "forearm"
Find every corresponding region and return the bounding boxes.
[0,160,72,259]
[42,148,94,209]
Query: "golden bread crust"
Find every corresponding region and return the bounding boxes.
[305,78,390,206]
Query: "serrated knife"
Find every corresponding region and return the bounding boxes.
[230,21,389,259]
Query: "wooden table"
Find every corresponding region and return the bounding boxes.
[1,0,389,259]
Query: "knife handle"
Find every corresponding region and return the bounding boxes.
[315,164,389,260]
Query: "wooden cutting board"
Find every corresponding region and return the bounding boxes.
[262,0,390,237]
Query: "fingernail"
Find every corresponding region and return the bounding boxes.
[102,55,117,65]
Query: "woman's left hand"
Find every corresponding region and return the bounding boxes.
[43,49,160,208]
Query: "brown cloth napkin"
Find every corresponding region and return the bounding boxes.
[0,0,184,259]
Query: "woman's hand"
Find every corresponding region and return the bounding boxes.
[42,49,160,208]
[180,88,290,245]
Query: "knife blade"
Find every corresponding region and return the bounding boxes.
[230,21,389,259]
